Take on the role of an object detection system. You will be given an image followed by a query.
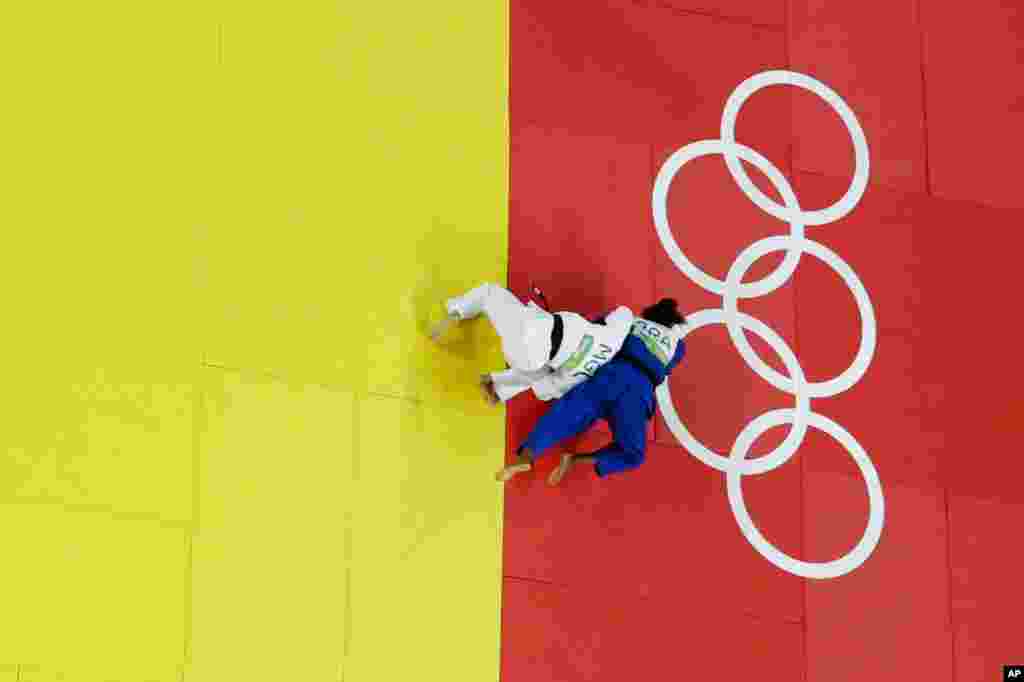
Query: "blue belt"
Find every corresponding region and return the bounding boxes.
[619,352,662,387]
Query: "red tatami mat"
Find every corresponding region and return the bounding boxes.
[950,494,1024,681]
[789,0,927,192]
[922,0,1024,208]
[503,442,804,622]
[633,0,786,29]
[501,577,804,682]
[505,1,1024,679]
[803,468,953,682]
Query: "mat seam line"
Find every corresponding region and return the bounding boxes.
[192,367,204,531]
[0,497,190,530]
[791,166,924,197]
[915,0,932,197]
[794,166,1024,213]
[341,395,360,682]
[785,3,809,679]
[647,141,659,443]
[182,531,194,680]
[637,0,786,32]
[505,0,514,608]
[181,364,202,681]
[200,362,359,395]
[365,391,422,405]
[945,484,956,682]
[504,574,563,587]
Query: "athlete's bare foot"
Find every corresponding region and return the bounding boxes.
[495,461,531,482]
[547,453,575,486]
[479,375,500,406]
[496,450,533,482]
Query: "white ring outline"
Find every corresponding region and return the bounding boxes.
[721,70,871,227]
[653,139,806,299]
[656,309,810,477]
[727,410,885,579]
[722,236,877,399]
[652,70,883,579]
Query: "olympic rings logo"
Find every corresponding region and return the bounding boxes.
[652,71,884,579]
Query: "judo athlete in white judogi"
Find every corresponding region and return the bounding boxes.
[431,283,634,406]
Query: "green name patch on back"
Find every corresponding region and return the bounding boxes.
[561,335,594,372]
[631,320,673,364]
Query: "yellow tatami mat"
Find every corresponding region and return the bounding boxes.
[0,0,507,679]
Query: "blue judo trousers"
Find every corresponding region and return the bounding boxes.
[519,329,686,477]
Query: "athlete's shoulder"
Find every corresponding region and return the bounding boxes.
[556,310,587,322]
[606,306,634,325]
[666,336,686,372]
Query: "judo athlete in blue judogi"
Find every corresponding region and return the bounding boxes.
[497,298,687,486]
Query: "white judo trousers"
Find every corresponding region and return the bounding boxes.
[446,283,553,402]
[446,283,635,404]
[489,367,549,403]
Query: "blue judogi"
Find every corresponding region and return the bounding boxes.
[518,325,686,477]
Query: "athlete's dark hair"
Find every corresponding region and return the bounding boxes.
[641,298,686,328]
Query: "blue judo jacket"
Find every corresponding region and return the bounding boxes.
[520,320,686,477]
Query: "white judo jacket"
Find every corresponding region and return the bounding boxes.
[527,305,635,401]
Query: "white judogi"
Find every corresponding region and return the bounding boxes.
[445,283,634,403]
